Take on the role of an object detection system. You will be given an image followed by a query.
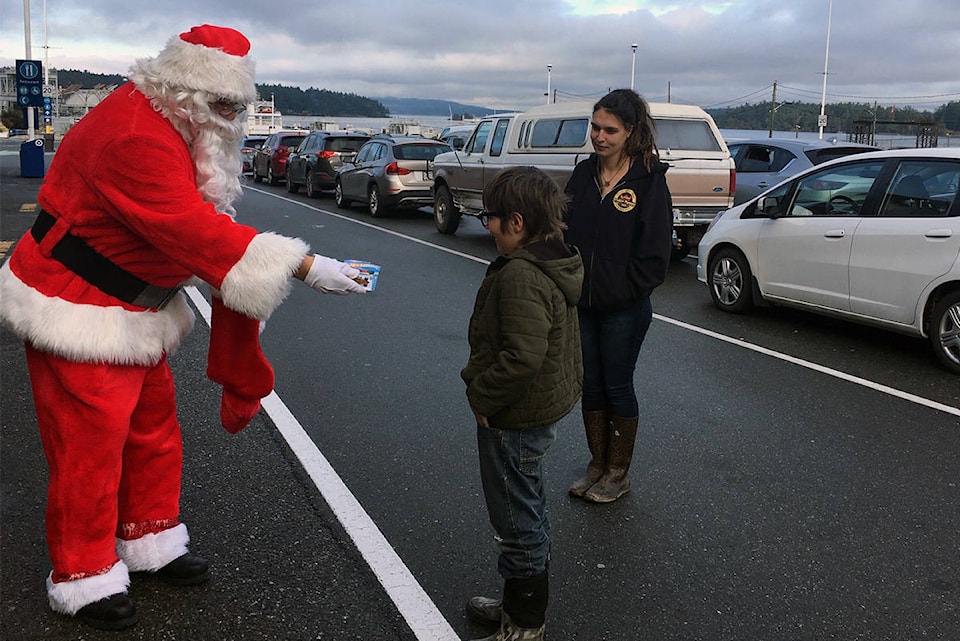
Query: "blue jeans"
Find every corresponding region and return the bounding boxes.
[477,422,557,580]
[578,297,653,417]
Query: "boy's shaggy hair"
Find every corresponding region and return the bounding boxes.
[482,166,570,242]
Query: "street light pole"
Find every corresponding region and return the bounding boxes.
[546,64,552,104]
[23,0,36,141]
[818,0,833,139]
[630,43,638,90]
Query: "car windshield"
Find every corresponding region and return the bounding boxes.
[653,119,723,152]
[394,143,449,160]
[326,138,367,152]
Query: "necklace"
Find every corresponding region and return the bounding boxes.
[598,155,628,188]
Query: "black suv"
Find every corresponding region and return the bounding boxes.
[285,131,371,198]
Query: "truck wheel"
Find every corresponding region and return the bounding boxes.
[707,247,754,313]
[930,289,960,374]
[434,185,461,234]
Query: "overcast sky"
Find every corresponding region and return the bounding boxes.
[3,0,959,112]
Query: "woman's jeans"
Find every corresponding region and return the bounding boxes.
[578,296,653,417]
[477,422,557,580]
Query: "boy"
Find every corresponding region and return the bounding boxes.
[461,167,584,641]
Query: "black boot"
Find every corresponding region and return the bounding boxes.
[155,553,210,586]
[75,593,138,630]
[502,570,548,635]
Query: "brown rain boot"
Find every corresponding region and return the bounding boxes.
[568,409,608,497]
[584,415,638,503]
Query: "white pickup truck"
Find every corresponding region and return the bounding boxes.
[430,100,735,259]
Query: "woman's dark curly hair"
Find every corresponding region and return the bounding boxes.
[593,88,659,169]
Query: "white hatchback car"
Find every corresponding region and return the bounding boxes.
[697,147,960,374]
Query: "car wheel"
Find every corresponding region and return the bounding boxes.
[305,170,318,198]
[267,165,278,185]
[334,179,350,209]
[286,173,299,193]
[434,184,461,234]
[930,289,960,374]
[252,164,263,183]
[708,246,755,313]
[368,184,385,218]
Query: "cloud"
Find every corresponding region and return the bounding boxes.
[2,0,958,111]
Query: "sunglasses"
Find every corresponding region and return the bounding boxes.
[211,99,247,115]
[479,210,507,228]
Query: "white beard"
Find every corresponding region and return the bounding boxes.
[166,104,247,218]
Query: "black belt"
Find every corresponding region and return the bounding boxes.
[31,209,182,310]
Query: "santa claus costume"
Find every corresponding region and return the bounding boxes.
[0,25,363,630]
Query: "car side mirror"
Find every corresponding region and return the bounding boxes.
[757,196,781,219]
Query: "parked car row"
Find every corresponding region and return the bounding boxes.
[285,131,371,198]
[246,126,959,375]
[252,131,308,185]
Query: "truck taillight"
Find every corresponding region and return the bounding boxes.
[729,169,737,198]
[385,162,411,176]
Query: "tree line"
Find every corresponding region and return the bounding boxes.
[52,70,389,117]
[709,100,960,134]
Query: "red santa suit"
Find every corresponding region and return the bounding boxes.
[0,26,308,616]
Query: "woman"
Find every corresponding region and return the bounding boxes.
[563,88,673,503]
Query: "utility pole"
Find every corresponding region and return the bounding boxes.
[768,81,777,138]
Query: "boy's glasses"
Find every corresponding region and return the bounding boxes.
[479,210,506,228]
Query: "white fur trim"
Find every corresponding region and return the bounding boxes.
[47,561,130,615]
[219,232,309,320]
[0,261,195,366]
[116,522,190,573]
[147,33,256,103]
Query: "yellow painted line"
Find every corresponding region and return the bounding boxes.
[0,240,13,261]
[19,203,38,212]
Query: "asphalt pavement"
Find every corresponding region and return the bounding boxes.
[2,136,959,641]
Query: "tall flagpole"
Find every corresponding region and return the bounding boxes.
[23,0,36,140]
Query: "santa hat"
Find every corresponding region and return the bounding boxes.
[146,24,256,104]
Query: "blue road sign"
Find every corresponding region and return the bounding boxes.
[16,59,44,108]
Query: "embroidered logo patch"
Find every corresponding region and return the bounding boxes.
[612,188,637,212]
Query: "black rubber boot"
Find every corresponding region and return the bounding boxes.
[75,593,138,630]
[155,553,210,586]
[502,570,548,630]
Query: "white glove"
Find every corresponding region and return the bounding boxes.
[303,255,366,295]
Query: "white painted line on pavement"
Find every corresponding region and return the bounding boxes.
[656,314,960,419]
[185,286,459,641]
